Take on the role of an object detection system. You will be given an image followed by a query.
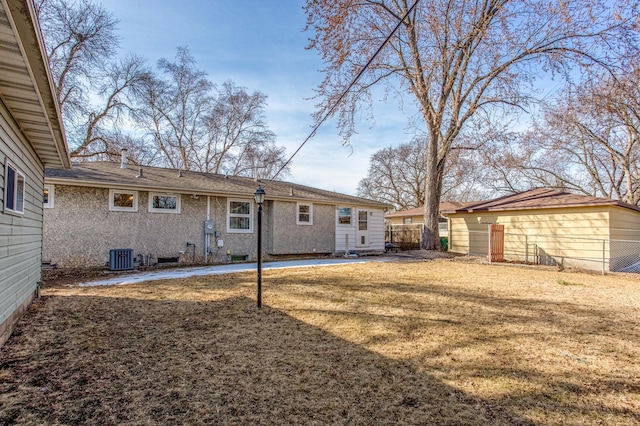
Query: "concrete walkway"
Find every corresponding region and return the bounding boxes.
[74,257,389,287]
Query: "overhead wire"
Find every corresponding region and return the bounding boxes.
[269,0,421,181]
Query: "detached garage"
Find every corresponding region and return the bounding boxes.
[442,189,640,273]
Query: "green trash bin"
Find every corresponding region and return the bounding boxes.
[439,237,448,251]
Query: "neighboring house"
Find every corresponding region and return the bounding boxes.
[385,202,468,238]
[441,188,640,272]
[1,0,71,346]
[43,161,390,268]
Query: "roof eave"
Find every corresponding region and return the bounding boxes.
[448,202,640,215]
[44,176,391,208]
[4,0,71,169]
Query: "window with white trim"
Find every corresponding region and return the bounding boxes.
[109,189,138,212]
[297,202,313,225]
[227,199,253,233]
[43,184,54,208]
[338,207,352,225]
[149,193,181,214]
[4,161,25,215]
[403,217,412,224]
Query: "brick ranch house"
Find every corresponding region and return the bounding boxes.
[1,0,70,346]
[43,161,390,268]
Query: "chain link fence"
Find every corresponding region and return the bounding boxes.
[451,229,640,274]
[385,223,640,274]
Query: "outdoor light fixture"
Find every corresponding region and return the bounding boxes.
[254,185,265,205]
[254,186,265,308]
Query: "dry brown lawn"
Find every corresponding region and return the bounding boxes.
[1,258,639,425]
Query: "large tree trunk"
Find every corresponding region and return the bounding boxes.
[421,134,442,250]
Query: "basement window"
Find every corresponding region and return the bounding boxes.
[297,202,313,225]
[4,161,25,215]
[109,189,138,212]
[149,193,181,214]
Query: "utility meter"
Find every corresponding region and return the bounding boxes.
[204,220,215,234]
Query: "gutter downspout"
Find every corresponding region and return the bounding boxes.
[205,196,211,263]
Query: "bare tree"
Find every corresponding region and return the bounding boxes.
[231,144,290,180]
[356,139,426,209]
[70,55,150,159]
[36,0,119,119]
[36,0,151,160]
[357,138,492,209]
[305,0,638,249]
[199,81,288,178]
[492,65,640,205]
[137,47,212,170]
[138,53,289,177]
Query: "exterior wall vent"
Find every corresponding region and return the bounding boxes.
[109,248,134,271]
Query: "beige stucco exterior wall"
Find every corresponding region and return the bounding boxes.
[266,201,335,255]
[43,185,353,268]
[205,194,257,263]
[43,185,211,267]
[44,186,270,267]
[448,207,624,271]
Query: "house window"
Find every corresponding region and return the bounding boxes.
[297,202,313,225]
[109,189,138,212]
[227,199,253,233]
[149,193,180,214]
[4,161,25,215]
[403,217,412,224]
[43,184,54,208]
[338,207,352,225]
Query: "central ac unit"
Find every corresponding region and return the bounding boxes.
[109,248,134,271]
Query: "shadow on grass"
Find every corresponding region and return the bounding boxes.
[273,277,640,424]
[0,294,531,425]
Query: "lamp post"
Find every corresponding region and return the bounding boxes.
[254,185,265,308]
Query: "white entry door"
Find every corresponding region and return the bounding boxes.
[356,210,370,248]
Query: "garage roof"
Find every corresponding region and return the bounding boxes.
[440,188,640,214]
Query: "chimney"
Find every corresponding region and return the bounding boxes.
[120,148,128,169]
[137,168,144,178]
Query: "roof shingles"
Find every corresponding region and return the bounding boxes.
[45,162,390,208]
[441,188,640,214]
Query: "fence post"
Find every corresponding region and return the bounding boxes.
[525,235,528,264]
[602,239,605,275]
[488,224,492,264]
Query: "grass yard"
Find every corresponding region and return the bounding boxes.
[1,258,639,425]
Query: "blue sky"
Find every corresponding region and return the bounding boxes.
[106,0,417,195]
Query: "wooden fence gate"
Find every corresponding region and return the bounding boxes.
[489,224,505,262]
